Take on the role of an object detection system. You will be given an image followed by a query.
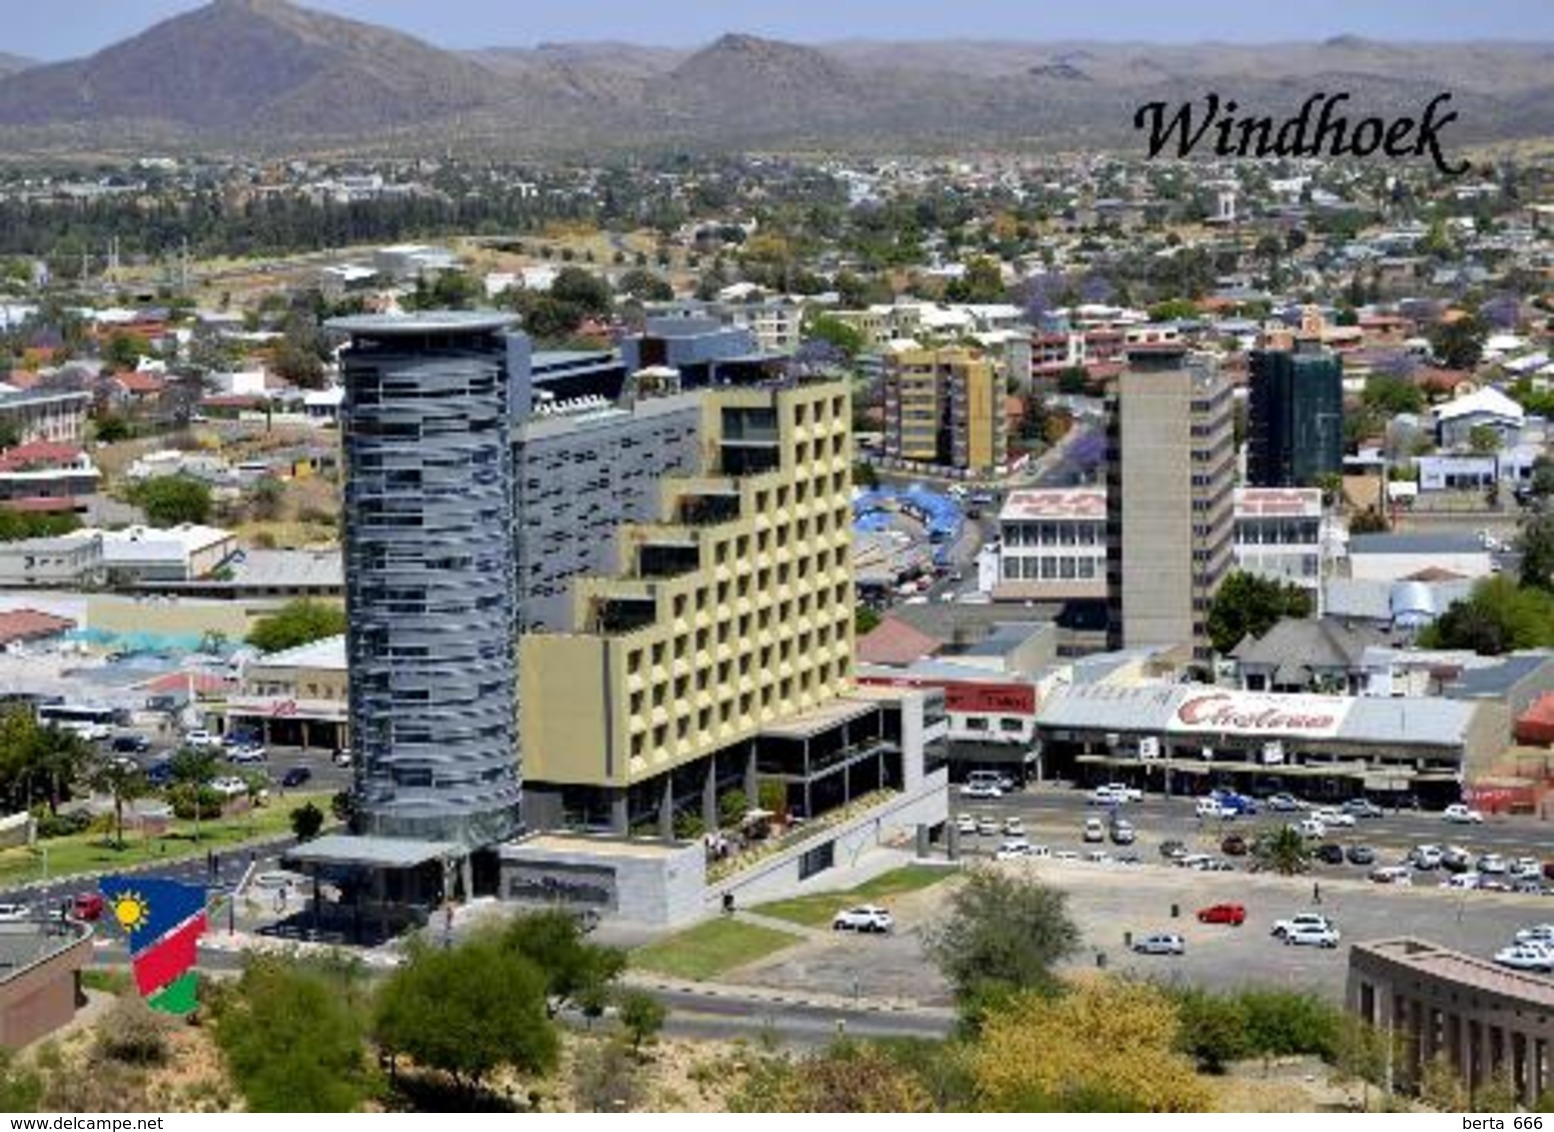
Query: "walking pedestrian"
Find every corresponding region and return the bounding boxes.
[1312,881,1322,905]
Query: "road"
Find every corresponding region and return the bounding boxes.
[955,786,1554,867]
[650,988,951,1047]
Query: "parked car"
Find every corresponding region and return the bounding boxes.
[1099,782,1143,803]
[960,781,1003,800]
[1515,924,1554,945]
[183,730,221,750]
[832,905,893,933]
[1267,793,1304,812]
[1284,924,1341,948]
[995,840,1035,861]
[1478,853,1509,875]
[1295,818,1326,840]
[1221,833,1248,856]
[211,776,250,796]
[955,814,976,837]
[1082,817,1106,843]
[1272,912,1334,939]
[1495,945,1554,972]
[975,815,998,837]
[280,767,312,789]
[1133,932,1186,956]
[71,893,103,922]
[1195,797,1234,820]
[1346,845,1377,866]
[1315,843,1345,865]
[331,748,352,768]
[144,761,173,787]
[0,902,30,921]
[1409,844,1444,870]
[1443,872,1482,891]
[228,746,267,765]
[1443,804,1485,824]
[110,734,150,755]
[1343,798,1385,819]
[1312,808,1356,828]
[1197,902,1246,926]
[1109,819,1136,845]
[1441,846,1474,873]
[1158,839,1188,861]
[1369,866,1412,885]
[1002,817,1024,837]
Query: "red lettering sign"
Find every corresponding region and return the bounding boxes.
[1174,692,1344,737]
[858,676,1035,716]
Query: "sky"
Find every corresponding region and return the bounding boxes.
[6,0,1554,61]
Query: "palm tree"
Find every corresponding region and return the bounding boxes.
[31,726,91,816]
[169,747,219,843]
[1252,825,1310,876]
[91,758,147,849]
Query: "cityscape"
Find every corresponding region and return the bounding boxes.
[0,0,1551,1116]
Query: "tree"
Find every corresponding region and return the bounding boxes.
[90,758,146,848]
[1418,1054,1469,1111]
[1467,424,1501,455]
[944,256,1006,304]
[103,332,151,372]
[1170,988,1249,1073]
[213,955,375,1112]
[1421,576,1554,654]
[169,748,219,842]
[271,337,325,389]
[249,476,285,522]
[855,606,881,635]
[1521,515,1554,591]
[805,314,866,358]
[290,802,324,841]
[717,788,749,828]
[330,790,356,824]
[972,981,1212,1112]
[1332,1016,1395,1111]
[374,939,558,1096]
[852,461,878,489]
[1349,506,1389,535]
[1205,571,1314,655]
[615,268,673,303]
[1529,456,1554,505]
[132,475,212,526]
[729,1041,936,1113]
[94,414,131,443]
[246,599,347,654]
[548,267,613,319]
[1430,314,1488,371]
[921,869,1079,1007]
[496,909,626,1018]
[1362,374,1425,416]
[1250,825,1311,876]
[616,989,666,1056]
[27,725,91,816]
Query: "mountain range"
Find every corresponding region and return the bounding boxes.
[0,0,1551,156]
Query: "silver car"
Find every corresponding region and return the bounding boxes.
[1133,933,1186,956]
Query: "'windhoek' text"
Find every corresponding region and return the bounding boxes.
[1133,92,1469,176]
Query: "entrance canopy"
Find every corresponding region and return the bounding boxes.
[284,834,463,870]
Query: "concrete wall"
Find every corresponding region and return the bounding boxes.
[0,924,90,1049]
[498,837,706,926]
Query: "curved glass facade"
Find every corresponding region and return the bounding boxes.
[333,315,522,845]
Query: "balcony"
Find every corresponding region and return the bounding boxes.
[637,540,701,580]
[591,595,658,636]
[678,491,741,526]
[719,443,780,477]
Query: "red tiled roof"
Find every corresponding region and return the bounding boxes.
[142,671,234,696]
[0,442,82,472]
[857,617,943,668]
[114,372,166,395]
[1404,566,1467,582]
[0,609,75,646]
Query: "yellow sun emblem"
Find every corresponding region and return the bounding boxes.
[111,892,149,932]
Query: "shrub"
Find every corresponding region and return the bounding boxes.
[94,994,173,1067]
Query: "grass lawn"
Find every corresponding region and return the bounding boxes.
[631,918,802,982]
[752,864,955,929]
[0,793,333,889]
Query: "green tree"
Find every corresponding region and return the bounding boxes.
[805,314,866,358]
[1206,571,1314,655]
[1530,456,1554,505]
[717,789,748,829]
[1362,374,1425,416]
[1349,506,1389,535]
[1147,298,1199,322]
[944,256,1006,304]
[1170,988,1249,1073]
[549,267,613,318]
[1332,1016,1395,1111]
[271,337,325,389]
[852,461,878,489]
[1251,825,1310,876]
[375,939,558,1096]
[496,909,627,1018]
[169,747,220,842]
[246,599,347,654]
[1521,515,1554,591]
[855,606,882,635]
[1467,425,1502,455]
[94,414,131,443]
[90,758,146,849]
[616,989,666,1056]
[213,955,375,1112]
[1421,576,1554,654]
[103,332,151,372]
[29,725,92,816]
[921,869,1080,1008]
[131,475,212,526]
[1430,314,1489,370]
[289,802,324,841]
[615,268,673,302]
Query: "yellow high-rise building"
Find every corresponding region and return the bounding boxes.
[520,379,855,830]
[883,346,1005,474]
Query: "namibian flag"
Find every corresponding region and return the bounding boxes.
[99,876,208,1015]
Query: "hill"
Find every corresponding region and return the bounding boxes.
[0,2,1549,155]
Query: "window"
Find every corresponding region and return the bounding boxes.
[1000,717,1024,732]
[965,717,990,731]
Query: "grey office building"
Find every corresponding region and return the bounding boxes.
[514,393,703,633]
[331,313,524,846]
[1106,346,1235,660]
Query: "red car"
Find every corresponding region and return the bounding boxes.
[71,893,104,922]
[1196,902,1246,926]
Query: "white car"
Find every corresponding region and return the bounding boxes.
[1295,818,1326,840]
[1284,924,1341,949]
[1088,786,1125,806]
[210,776,250,797]
[228,746,267,765]
[1514,858,1542,879]
[1443,804,1484,824]
[1312,808,1356,828]
[1195,798,1234,820]
[832,905,893,934]
[0,902,30,921]
[960,782,1003,799]
[1514,924,1554,945]
[184,730,221,750]
[1002,817,1024,837]
[995,839,1034,860]
[976,815,998,837]
[1369,866,1413,886]
[1271,913,1334,939]
[1410,845,1444,870]
[955,814,977,837]
[1495,945,1554,972]
[1478,854,1509,875]
[1099,782,1143,803]
[1082,817,1106,843]
[1442,872,1481,891]
[1133,932,1185,956]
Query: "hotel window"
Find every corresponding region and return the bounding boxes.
[651,643,666,667]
